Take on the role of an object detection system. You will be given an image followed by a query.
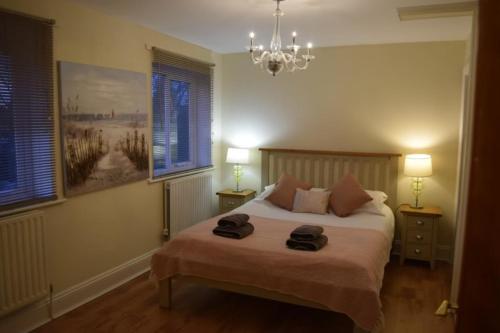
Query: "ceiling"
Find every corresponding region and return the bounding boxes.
[71,0,473,53]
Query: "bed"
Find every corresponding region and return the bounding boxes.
[151,148,401,333]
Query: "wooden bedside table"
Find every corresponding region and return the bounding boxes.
[399,204,442,269]
[216,189,256,214]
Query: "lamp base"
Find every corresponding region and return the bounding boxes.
[233,164,243,193]
[411,178,424,210]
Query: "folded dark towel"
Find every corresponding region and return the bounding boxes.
[218,213,250,228]
[213,222,254,239]
[286,234,328,251]
[290,225,324,241]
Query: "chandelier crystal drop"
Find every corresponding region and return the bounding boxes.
[247,0,315,77]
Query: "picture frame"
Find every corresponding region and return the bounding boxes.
[58,61,149,196]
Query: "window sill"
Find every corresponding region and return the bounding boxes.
[148,167,215,184]
[0,198,67,218]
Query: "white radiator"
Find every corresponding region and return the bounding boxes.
[165,172,214,238]
[0,211,48,317]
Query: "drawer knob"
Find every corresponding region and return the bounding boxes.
[416,220,424,226]
[227,201,236,206]
[416,234,424,241]
[414,248,422,255]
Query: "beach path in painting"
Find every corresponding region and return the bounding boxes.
[66,120,148,196]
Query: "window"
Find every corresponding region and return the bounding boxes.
[0,11,56,210]
[152,48,213,177]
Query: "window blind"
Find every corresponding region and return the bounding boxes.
[0,10,56,210]
[152,47,213,177]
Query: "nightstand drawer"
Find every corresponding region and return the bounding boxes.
[217,189,256,214]
[407,229,432,244]
[406,216,434,230]
[221,196,244,211]
[405,244,432,260]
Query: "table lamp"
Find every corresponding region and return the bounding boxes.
[404,154,432,209]
[226,148,249,192]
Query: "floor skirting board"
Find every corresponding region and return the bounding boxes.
[0,248,160,333]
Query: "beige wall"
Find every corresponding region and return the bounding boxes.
[1,0,222,292]
[220,42,466,254]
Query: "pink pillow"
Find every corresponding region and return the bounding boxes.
[329,174,372,217]
[266,174,312,211]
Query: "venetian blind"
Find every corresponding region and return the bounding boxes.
[0,10,56,210]
[152,47,213,177]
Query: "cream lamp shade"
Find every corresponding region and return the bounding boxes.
[226,148,249,164]
[404,154,432,177]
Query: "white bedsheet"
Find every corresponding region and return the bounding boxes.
[234,198,395,242]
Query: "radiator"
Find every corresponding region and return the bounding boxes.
[0,211,48,317]
[165,172,214,238]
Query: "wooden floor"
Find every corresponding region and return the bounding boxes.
[34,257,454,333]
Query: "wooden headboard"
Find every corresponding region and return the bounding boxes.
[260,148,401,210]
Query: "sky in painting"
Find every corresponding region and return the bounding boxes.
[59,62,147,115]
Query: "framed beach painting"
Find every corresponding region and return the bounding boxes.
[58,61,149,196]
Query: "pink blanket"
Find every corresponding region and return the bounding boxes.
[151,215,390,331]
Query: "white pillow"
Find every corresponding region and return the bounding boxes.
[292,188,331,215]
[255,184,276,200]
[352,190,388,216]
[365,190,388,204]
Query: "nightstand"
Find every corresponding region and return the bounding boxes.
[399,204,442,269]
[216,189,256,214]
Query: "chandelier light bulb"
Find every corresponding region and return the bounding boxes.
[246,0,315,76]
[307,42,313,49]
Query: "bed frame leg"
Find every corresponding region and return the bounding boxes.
[159,278,172,309]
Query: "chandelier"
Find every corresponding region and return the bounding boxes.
[248,0,315,76]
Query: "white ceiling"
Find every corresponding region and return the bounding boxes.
[71,0,472,53]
